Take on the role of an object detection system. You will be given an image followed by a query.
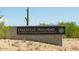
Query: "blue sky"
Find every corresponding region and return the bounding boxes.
[0,7,79,26]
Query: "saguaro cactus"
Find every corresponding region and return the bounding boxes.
[25,7,29,26]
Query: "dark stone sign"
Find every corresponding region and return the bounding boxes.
[17,26,65,35]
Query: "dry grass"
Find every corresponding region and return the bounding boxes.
[0,38,79,51]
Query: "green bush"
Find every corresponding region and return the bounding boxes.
[0,22,11,39]
[59,22,79,38]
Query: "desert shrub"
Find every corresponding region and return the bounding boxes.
[0,22,11,39]
[59,22,79,38]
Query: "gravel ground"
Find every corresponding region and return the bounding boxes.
[0,39,79,51]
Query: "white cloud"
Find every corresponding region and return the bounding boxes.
[0,17,6,23]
